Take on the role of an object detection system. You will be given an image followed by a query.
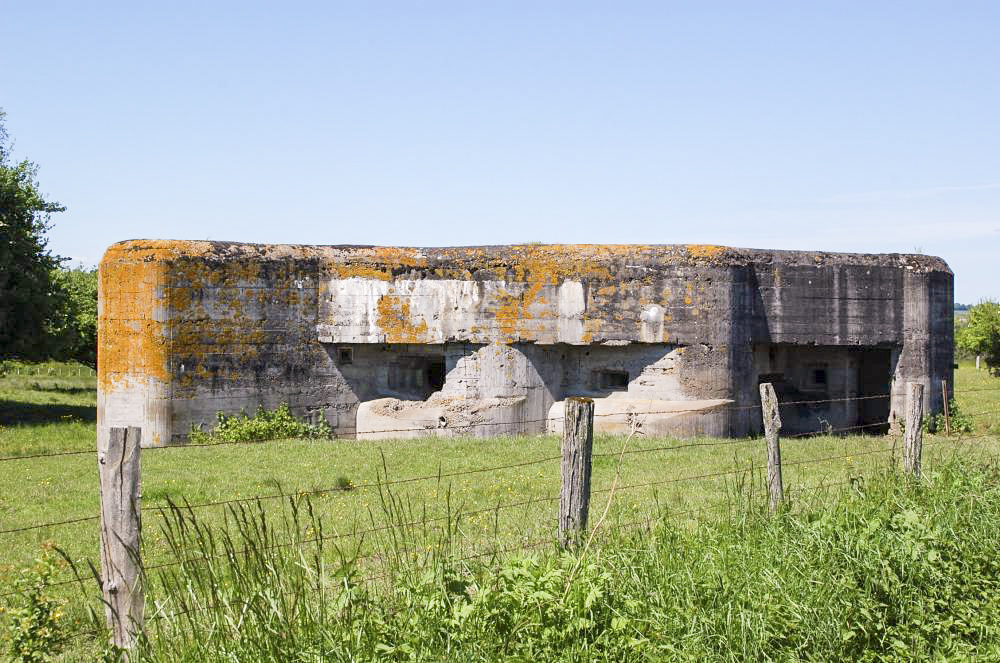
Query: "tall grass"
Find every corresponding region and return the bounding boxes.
[74,459,1000,661]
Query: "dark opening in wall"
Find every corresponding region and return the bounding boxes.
[805,363,829,391]
[388,355,447,400]
[856,347,892,434]
[426,359,446,391]
[337,347,353,365]
[592,369,629,391]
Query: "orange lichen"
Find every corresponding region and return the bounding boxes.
[329,264,392,281]
[100,240,322,394]
[374,247,429,268]
[98,245,171,391]
[493,292,525,342]
[687,244,727,260]
[581,318,603,343]
[101,240,751,398]
[322,244,691,343]
[376,292,429,343]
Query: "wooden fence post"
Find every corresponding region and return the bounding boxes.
[941,380,950,436]
[99,426,143,650]
[559,397,594,549]
[759,383,783,512]
[903,383,924,478]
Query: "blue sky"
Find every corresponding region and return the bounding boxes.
[3,1,997,303]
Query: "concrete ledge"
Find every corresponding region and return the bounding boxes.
[546,397,734,437]
[356,394,527,439]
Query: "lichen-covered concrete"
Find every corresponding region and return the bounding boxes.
[98,241,953,446]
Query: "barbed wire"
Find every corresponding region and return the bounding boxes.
[0,448,93,463]
[3,410,993,534]
[8,418,988,537]
[3,389,993,463]
[778,393,891,407]
[0,392,993,582]
[147,461,793,573]
[159,401,763,451]
[592,437,755,459]
[146,459,820,575]
[140,440,909,564]
[1,432,983,603]
[4,462,949,633]
[0,515,100,536]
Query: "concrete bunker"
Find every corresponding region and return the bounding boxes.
[96,241,953,446]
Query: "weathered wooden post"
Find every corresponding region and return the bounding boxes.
[98,426,143,650]
[941,380,951,436]
[559,397,594,549]
[759,383,783,512]
[903,383,924,478]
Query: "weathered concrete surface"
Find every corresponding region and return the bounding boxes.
[97,241,953,445]
[546,398,733,436]
[356,394,527,439]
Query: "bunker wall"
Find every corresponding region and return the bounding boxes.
[97,241,953,446]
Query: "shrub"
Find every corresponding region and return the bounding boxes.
[190,403,331,443]
[2,547,68,662]
[925,398,975,434]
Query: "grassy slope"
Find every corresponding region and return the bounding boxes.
[0,361,997,659]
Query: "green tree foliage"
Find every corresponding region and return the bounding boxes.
[0,111,65,361]
[957,300,1000,375]
[46,267,98,368]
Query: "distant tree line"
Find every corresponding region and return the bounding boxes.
[1,111,97,368]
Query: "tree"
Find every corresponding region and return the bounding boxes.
[957,300,1000,376]
[47,267,98,368]
[0,110,66,361]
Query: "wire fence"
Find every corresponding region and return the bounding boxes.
[0,389,911,463]
[1,388,996,532]
[0,364,97,378]
[0,433,901,548]
[0,384,998,630]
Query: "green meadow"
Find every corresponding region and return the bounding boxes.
[1,360,998,660]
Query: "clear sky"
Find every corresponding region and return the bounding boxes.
[3,1,998,303]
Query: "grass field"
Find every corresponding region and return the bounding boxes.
[1,360,998,660]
